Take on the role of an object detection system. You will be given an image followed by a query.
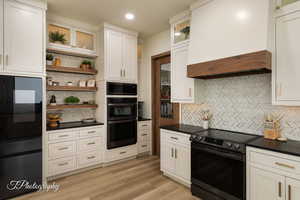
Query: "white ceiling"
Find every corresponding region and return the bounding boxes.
[47,0,196,38]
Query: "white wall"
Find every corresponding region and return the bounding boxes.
[139,29,171,118]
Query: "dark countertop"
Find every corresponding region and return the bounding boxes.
[247,137,300,157]
[138,117,152,121]
[160,124,205,135]
[47,121,104,131]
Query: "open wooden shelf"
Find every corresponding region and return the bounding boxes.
[47,86,97,92]
[47,48,97,59]
[47,104,98,110]
[47,66,97,75]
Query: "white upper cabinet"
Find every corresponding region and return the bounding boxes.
[171,45,194,103]
[188,0,271,65]
[123,34,138,83]
[3,0,45,75]
[104,24,138,83]
[274,4,300,105]
[170,11,194,103]
[105,29,123,81]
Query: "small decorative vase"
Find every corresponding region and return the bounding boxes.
[46,60,53,66]
[203,120,209,130]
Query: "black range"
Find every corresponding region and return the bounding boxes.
[190,129,259,200]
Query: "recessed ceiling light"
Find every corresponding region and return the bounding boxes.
[125,13,135,20]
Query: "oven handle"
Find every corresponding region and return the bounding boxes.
[108,119,137,124]
[192,143,244,162]
[108,103,137,106]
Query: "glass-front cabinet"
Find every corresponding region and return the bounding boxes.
[171,14,191,47]
[47,22,96,57]
[281,0,300,6]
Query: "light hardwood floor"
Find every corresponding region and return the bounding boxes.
[14,156,199,200]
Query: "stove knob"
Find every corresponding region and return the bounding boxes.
[196,136,203,141]
[190,135,197,141]
[233,144,241,150]
[226,142,232,148]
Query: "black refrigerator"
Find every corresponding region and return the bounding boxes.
[0,75,43,200]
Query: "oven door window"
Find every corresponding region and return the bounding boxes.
[107,120,137,149]
[108,105,136,120]
[192,144,244,199]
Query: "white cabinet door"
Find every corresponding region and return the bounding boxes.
[123,34,137,83]
[4,0,44,74]
[286,177,300,200]
[249,166,285,200]
[171,45,194,103]
[275,11,300,104]
[175,144,190,181]
[106,29,123,81]
[165,142,176,174]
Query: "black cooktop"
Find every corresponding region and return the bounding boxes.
[195,129,259,144]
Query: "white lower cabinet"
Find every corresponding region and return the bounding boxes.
[137,120,152,155]
[247,147,300,200]
[160,129,191,186]
[46,126,104,177]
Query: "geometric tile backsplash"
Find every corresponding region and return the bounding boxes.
[181,74,300,141]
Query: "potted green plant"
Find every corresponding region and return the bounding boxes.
[46,54,54,66]
[64,96,80,105]
[80,60,92,71]
[49,31,67,44]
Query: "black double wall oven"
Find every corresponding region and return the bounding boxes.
[107,82,138,149]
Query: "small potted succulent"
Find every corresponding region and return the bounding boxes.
[80,60,92,71]
[46,54,54,66]
[201,109,213,130]
[49,31,67,44]
[64,96,80,105]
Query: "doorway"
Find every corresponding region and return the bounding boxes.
[152,52,180,156]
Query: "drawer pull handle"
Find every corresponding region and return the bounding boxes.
[58,162,68,166]
[288,185,291,200]
[278,182,282,197]
[142,125,148,127]
[142,145,147,148]
[120,151,126,154]
[171,148,174,158]
[175,148,177,159]
[142,134,148,136]
[88,131,96,134]
[59,134,69,138]
[58,147,69,151]
[275,162,295,169]
[171,137,178,140]
[87,156,96,160]
[87,142,96,145]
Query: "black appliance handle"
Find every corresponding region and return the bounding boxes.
[192,143,244,162]
[108,119,137,124]
[108,103,137,106]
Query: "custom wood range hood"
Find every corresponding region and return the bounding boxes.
[187,50,272,79]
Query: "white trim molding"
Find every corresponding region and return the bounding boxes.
[190,0,213,11]
[103,23,139,37]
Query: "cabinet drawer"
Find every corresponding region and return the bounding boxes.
[48,141,76,159]
[165,132,190,145]
[250,151,300,174]
[78,137,102,152]
[79,128,103,138]
[138,141,150,153]
[78,151,102,167]
[106,145,137,162]
[138,122,151,131]
[48,131,77,141]
[138,130,150,141]
[48,156,76,176]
